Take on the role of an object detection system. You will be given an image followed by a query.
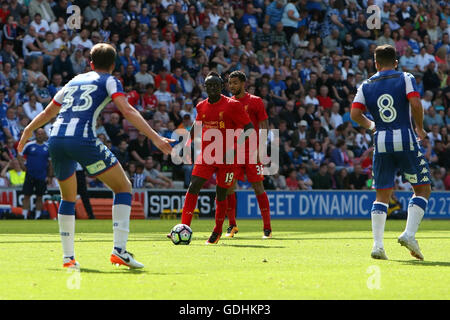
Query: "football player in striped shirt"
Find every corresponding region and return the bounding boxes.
[18,43,173,269]
[351,45,431,261]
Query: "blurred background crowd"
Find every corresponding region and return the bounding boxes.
[0,0,449,192]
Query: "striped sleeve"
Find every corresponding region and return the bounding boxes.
[106,76,125,99]
[351,83,366,111]
[404,72,420,99]
[52,85,67,106]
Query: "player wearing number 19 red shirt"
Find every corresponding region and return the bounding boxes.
[176,72,254,245]
[226,71,272,239]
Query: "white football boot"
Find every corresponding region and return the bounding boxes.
[371,246,388,260]
[63,257,81,270]
[110,249,145,268]
[398,232,424,260]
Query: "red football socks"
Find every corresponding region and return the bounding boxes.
[181,192,198,226]
[257,192,271,230]
[226,193,237,226]
[213,198,228,234]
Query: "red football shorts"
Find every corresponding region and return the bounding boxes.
[235,163,264,183]
[192,164,236,188]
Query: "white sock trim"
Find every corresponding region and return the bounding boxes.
[373,201,389,208]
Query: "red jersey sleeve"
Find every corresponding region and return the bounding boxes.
[195,101,203,122]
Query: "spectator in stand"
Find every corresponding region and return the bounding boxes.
[143,156,173,188]
[134,63,154,90]
[154,80,175,105]
[312,163,332,190]
[336,168,350,190]
[399,46,418,73]
[1,158,26,189]
[104,112,128,147]
[348,163,368,190]
[23,93,44,121]
[286,169,299,190]
[128,132,151,165]
[317,85,333,110]
[29,0,55,23]
[330,139,352,171]
[154,67,178,92]
[424,105,445,130]
[3,107,21,142]
[112,139,130,168]
[83,0,103,24]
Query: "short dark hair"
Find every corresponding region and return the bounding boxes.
[229,70,246,82]
[375,45,397,67]
[90,43,116,70]
[206,71,222,82]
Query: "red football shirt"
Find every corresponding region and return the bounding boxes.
[142,93,158,111]
[232,93,268,132]
[317,95,333,109]
[232,92,268,160]
[195,95,251,166]
[154,74,178,91]
[126,90,140,107]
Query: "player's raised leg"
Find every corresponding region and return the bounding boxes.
[95,162,144,268]
[398,183,431,260]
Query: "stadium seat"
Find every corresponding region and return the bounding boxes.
[75,199,145,219]
[160,209,173,219]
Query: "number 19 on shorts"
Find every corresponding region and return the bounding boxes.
[225,172,234,184]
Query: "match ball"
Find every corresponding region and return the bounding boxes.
[170,224,193,245]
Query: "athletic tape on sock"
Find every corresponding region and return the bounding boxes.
[58,200,75,215]
[371,201,388,214]
[409,196,428,211]
[114,192,132,206]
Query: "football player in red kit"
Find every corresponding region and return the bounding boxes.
[226,71,272,239]
[175,72,254,244]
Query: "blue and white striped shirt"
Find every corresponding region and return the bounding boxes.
[51,71,124,140]
[352,70,421,154]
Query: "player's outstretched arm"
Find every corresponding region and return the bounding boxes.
[113,95,174,155]
[409,96,426,140]
[17,100,61,153]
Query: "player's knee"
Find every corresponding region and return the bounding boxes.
[226,185,235,196]
[122,178,132,193]
[252,182,265,195]
[112,178,132,194]
[414,184,431,199]
[188,181,201,194]
[216,187,228,201]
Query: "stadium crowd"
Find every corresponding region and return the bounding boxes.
[0,0,449,192]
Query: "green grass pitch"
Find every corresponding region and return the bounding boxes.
[0,219,449,300]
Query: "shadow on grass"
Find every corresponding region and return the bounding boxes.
[392,260,450,267]
[3,236,450,244]
[48,267,192,275]
[48,267,148,274]
[222,243,285,249]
